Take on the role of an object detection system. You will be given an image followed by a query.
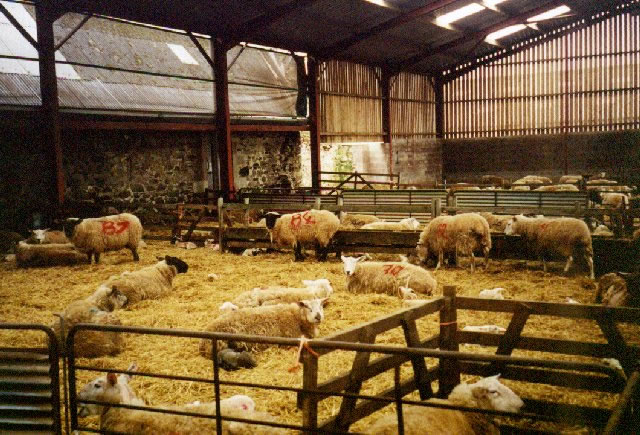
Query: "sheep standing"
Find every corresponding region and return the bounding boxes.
[15,241,89,267]
[417,213,491,272]
[199,298,328,356]
[340,213,381,228]
[232,279,333,308]
[478,212,513,233]
[341,256,436,296]
[361,218,420,231]
[504,215,594,278]
[102,256,188,305]
[366,375,523,434]
[68,213,143,263]
[27,229,70,244]
[264,210,339,262]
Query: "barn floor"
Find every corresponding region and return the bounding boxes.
[1,239,638,433]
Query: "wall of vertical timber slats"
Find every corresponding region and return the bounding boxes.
[444,13,640,138]
[319,61,436,143]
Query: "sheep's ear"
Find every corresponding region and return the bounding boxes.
[297,301,311,310]
[321,298,330,307]
[356,256,366,262]
[127,362,138,373]
[106,372,118,386]
[471,385,489,400]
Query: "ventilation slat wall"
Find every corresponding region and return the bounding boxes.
[391,72,436,139]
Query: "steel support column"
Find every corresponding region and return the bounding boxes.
[308,57,321,190]
[381,68,393,176]
[213,38,234,199]
[35,0,64,207]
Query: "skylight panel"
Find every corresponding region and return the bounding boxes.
[483,0,507,7]
[485,23,526,43]
[167,43,199,65]
[436,3,485,27]
[527,5,571,22]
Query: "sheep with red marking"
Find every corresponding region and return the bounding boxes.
[67,213,143,264]
[264,209,339,261]
[341,256,436,296]
[504,215,594,278]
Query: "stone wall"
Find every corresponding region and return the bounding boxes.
[391,137,442,187]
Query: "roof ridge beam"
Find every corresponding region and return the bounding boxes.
[318,0,460,59]
[394,0,572,71]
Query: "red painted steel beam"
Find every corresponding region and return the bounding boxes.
[308,58,322,190]
[318,0,460,59]
[35,0,64,207]
[396,0,571,71]
[213,38,235,198]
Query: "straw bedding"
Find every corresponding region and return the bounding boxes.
[0,237,638,434]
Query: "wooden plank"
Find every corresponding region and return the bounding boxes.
[486,303,531,375]
[401,316,433,400]
[182,208,206,243]
[301,349,319,431]
[438,286,460,398]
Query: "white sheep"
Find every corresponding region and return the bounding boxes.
[587,178,617,185]
[232,279,333,308]
[417,213,491,272]
[592,225,614,237]
[478,287,505,300]
[595,272,639,307]
[101,256,189,306]
[76,370,284,434]
[504,215,594,279]
[478,212,513,233]
[199,298,329,356]
[341,256,437,296]
[15,241,89,267]
[361,217,420,231]
[78,362,139,417]
[462,325,506,333]
[340,212,382,228]
[513,175,552,185]
[366,375,523,434]
[68,213,143,263]
[219,302,239,312]
[559,175,583,184]
[264,209,340,262]
[27,229,69,244]
[533,184,579,192]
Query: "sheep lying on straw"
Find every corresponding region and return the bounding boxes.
[231,279,333,308]
[68,213,143,263]
[559,175,583,184]
[361,217,420,231]
[265,209,340,261]
[77,369,284,434]
[366,375,523,435]
[533,184,579,192]
[27,229,69,244]
[504,215,594,279]
[596,272,639,307]
[513,175,552,185]
[340,212,381,228]
[15,241,88,267]
[341,256,436,296]
[199,298,329,356]
[417,213,491,272]
[101,256,188,305]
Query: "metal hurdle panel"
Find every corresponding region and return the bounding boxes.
[341,189,447,223]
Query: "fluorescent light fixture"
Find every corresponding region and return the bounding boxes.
[485,23,526,41]
[167,43,199,65]
[527,5,571,22]
[363,0,400,10]
[483,0,507,7]
[436,3,485,26]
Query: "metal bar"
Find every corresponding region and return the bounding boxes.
[54,13,92,51]
[0,1,38,49]
[212,339,222,435]
[227,44,246,71]
[188,32,214,69]
[309,57,322,190]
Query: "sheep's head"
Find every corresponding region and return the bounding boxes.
[91,285,128,311]
[298,298,329,325]
[264,212,281,230]
[165,255,189,274]
[503,215,524,236]
[219,301,239,312]
[77,362,138,417]
[400,218,420,230]
[341,255,366,277]
[31,229,49,243]
[462,375,523,413]
[222,394,256,412]
[63,218,83,238]
[302,279,333,296]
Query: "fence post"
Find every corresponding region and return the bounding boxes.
[438,285,460,398]
[243,197,250,226]
[338,196,345,221]
[314,197,322,210]
[431,198,441,218]
[301,349,319,434]
[217,197,225,252]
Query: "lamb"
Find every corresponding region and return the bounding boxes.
[77,362,138,417]
[559,175,583,184]
[199,298,328,356]
[366,375,523,435]
[478,212,513,233]
[589,191,629,209]
[592,224,614,237]
[513,175,552,185]
[361,217,420,231]
[27,229,70,244]
[264,209,340,261]
[232,279,333,308]
[76,370,284,434]
[478,287,505,300]
[595,272,639,307]
[504,215,594,278]
[462,325,506,333]
[340,212,382,228]
[67,213,143,263]
[417,213,491,272]
[533,184,579,192]
[101,256,189,305]
[15,241,89,267]
[341,256,437,296]
[587,178,617,185]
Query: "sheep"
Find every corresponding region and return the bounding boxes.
[51,302,124,358]
[559,175,583,184]
[86,284,129,311]
[511,185,530,191]
[480,175,506,187]
[78,362,139,417]
[232,279,333,308]
[361,217,420,231]
[587,178,617,185]
[478,212,513,233]
[27,229,70,244]
[417,213,491,272]
[478,287,505,300]
[462,325,506,333]
[77,370,284,434]
[220,302,239,312]
[504,215,594,279]
[264,209,340,262]
[67,213,143,263]
[101,256,189,306]
[533,184,579,192]
[513,175,552,185]
[340,212,382,228]
[199,298,329,356]
[15,241,89,267]
[595,272,639,307]
[341,256,437,296]
[218,348,258,371]
[366,375,523,435]
[592,225,614,237]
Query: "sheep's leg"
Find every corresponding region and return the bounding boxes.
[587,255,595,279]
[564,255,574,273]
[315,242,328,261]
[293,242,305,262]
[541,257,547,272]
[130,247,139,261]
[86,252,93,263]
[94,252,100,264]
[435,251,443,271]
[484,249,490,270]
[470,252,475,273]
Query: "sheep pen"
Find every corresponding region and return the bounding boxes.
[1,238,639,434]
